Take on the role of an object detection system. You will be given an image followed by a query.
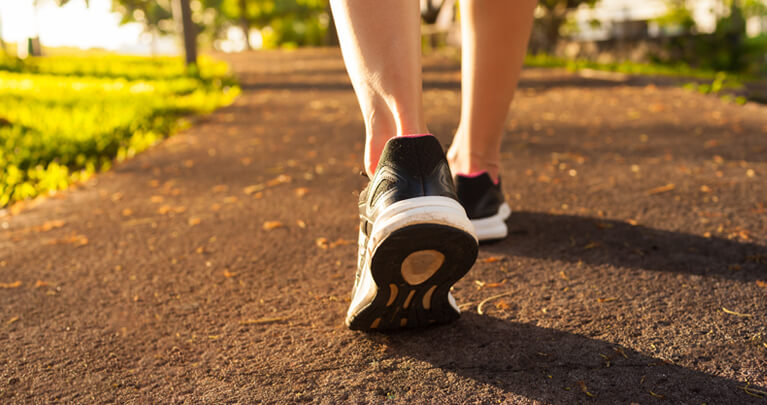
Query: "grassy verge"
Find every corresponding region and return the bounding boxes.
[524,53,758,105]
[0,54,239,208]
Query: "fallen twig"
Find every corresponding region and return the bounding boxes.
[477,292,514,315]
[239,317,289,325]
[722,307,754,317]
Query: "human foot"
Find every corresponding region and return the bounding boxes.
[453,172,511,242]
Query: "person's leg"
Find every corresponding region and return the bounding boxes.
[329,0,427,177]
[332,1,479,331]
[447,0,538,181]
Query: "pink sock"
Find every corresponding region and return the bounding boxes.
[455,170,499,185]
[397,133,432,138]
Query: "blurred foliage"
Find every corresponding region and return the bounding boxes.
[525,53,738,79]
[109,0,330,49]
[653,0,697,34]
[526,53,753,104]
[0,54,239,207]
[221,0,326,39]
[533,0,601,53]
[112,0,175,35]
[682,72,748,105]
[656,0,767,74]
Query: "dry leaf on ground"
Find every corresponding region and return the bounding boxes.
[244,184,265,195]
[35,220,66,232]
[263,221,283,230]
[647,183,675,195]
[494,299,511,310]
[0,281,22,289]
[330,238,352,248]
[266,175,292,187]
[577,381,595,397]
[484,280,507,288]
[49,234,88,246]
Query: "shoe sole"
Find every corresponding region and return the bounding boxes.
[471,202,512,242]
[347,197,478,331]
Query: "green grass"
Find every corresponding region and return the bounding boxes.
[525,53,757,104]
[0,54,239,207]
[524,53,750,80]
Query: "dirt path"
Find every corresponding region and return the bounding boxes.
[1,49,766,404]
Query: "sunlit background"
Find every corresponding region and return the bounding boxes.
[0,0,765,208]
[0,0,158,53]
[2,0,765,55]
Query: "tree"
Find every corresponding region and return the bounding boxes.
[217,0,328,48]
[112,0,175,55]
[654,0,697,35]
[172,0,197,66]
[0,10,6,54]
[536,0,600,52]
[111,0,174,35]
[111,0,196,65]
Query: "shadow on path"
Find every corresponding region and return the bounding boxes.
[484,212,766,283]
[381,313,765,403]
[237,69,674,92]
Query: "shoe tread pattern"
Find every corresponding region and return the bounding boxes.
[347,223,478,331]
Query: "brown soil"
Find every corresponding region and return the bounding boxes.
[1,49,766,404]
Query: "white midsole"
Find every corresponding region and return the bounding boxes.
[369,196,477,250]
[471,202,511,241]
[347,197,476,320]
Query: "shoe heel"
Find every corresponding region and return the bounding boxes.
[347,198,479,330]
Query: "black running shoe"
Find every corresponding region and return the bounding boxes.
[454,172,511,242]
[346,135,479,331]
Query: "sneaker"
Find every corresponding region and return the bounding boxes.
[346,135,479,331]
[454,172,511,242]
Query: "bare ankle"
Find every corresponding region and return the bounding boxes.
[365,131,430,177]
[447,145,501,181]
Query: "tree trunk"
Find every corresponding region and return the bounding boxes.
[541,6,567,54]
[239,0,251,50]
[173,0,197,66]
[29,37,43,57]
[422,0,441,24]
[0,11,6,54]
[422,0,443,49]
[324,3,339,46]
